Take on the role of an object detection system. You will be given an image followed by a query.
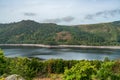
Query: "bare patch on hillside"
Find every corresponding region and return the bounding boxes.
[55,31,72,41]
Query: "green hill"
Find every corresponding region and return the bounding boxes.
[0,20,120,45]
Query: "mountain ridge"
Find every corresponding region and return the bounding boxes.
[1,20,120,26]
[0,20,120,45]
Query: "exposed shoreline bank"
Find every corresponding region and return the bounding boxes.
[0,44,120,49]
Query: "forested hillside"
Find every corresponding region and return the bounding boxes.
[0,20,120,45]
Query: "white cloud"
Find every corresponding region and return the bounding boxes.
[0,0,120,24]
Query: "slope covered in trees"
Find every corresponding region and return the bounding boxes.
[0,20,120,45]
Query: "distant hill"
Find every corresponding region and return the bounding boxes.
[0,20,120,46]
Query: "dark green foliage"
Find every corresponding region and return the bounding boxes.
[91,60,102,70]
[0,50,7,76]
[0,20,120,45]
[44,59,79,74]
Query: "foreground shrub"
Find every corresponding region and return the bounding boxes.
[0,50,7,76]
[64,61,97,80]
[44,59,79,74]
[9,58,40,80]
[96,61,120,80]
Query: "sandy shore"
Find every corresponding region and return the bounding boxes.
[0,44,120,49]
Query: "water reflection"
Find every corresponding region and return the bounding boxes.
[1,47,120,60]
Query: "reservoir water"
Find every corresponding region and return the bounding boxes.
[1,46,120,60]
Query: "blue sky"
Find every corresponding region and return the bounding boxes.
[0,0,120,25]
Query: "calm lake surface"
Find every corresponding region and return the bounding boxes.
[1,46,120,60]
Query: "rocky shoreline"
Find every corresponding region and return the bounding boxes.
[0,44,120,49]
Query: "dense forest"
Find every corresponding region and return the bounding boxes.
[0,50,120,80]
[0,20,120,46]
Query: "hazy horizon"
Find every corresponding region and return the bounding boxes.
[0,0,120,25]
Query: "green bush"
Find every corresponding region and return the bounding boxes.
[96,61,120,80]
[9,58,38,80]
[64,61,97,80]
[0,50,7,76]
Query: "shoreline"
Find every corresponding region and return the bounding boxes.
[0,44,120,49]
